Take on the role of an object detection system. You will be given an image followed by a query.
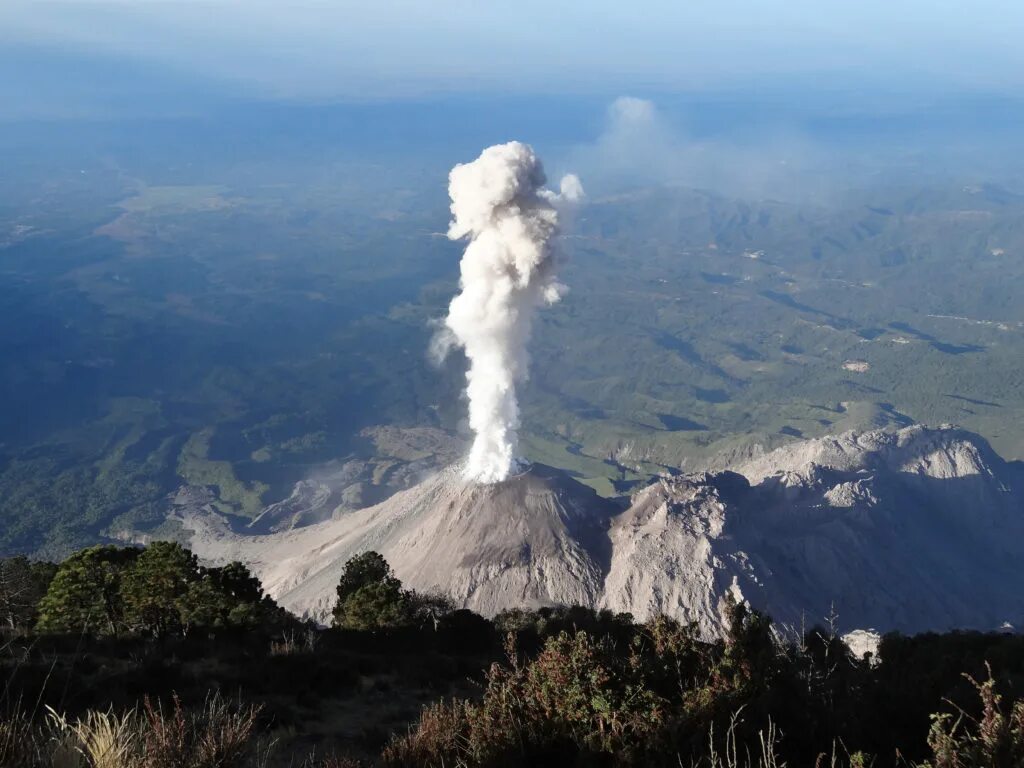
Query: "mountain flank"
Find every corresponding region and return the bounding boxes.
[177,425,1024,635]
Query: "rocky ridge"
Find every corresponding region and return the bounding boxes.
[177,424,1024,636]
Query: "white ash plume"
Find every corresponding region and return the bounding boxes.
[438,141,582,484]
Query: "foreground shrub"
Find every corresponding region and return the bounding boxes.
[142,693,261,768]
[383,630,670,766]
[923,664,1024,768]
[383,602,860,768]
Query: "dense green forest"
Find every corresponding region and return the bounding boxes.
[2,545,1024,767]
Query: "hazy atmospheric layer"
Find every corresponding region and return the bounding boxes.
[436,141,581,483]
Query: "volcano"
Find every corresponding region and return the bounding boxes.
[181,462,622,624]
[178,425,1024,635]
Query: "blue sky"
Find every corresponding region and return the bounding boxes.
[3,0,1024,111]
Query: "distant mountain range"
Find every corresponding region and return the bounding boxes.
[174,424,1024,637]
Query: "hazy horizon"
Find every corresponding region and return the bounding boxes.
[5,1,1024,119]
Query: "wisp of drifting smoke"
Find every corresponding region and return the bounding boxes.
[436,141,582,484]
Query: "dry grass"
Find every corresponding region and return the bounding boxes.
[0,706,39,767]
[697,710,784,768]
[43,706,84,768]
[0,694,285,768]
[73,710,138,768]
[141,692,261,767]
[269,629,320,656]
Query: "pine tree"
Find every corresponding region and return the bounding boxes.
[35,545,140,635]
[122,541,200,637]
[335,551,400,602]
[332,551,411,629]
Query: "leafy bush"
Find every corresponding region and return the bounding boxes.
[923,664,1024,768]
[383,603,860,767]
[385,628,675,766]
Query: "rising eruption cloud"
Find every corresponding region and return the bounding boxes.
[437,142,582,484]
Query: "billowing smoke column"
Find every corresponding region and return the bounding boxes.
[438,142,582,484]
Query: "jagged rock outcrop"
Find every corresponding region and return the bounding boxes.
[178,424,1024,635]
[604,425,1024,635]
[600,471,755,635]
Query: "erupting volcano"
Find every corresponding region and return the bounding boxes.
[433,142,582,483]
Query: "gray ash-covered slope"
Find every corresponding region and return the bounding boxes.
[244,427,465,534]
[181,463,621,624]
[179,425,1024,635]
[603,425,1024,635]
